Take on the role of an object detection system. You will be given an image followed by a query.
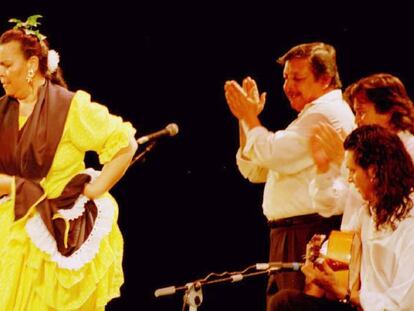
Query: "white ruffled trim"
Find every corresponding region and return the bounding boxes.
[26,195,115,270]
[83,167,100,182]
[57,195,87,221]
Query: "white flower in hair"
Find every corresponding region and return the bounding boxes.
[47,49,60,73]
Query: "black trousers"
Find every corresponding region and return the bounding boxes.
[266,214,342,311]
[269,289,357,311]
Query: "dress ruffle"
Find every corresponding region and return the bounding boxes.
[0,194,124,310]
[26,195,115,270]
[98,121,136,164]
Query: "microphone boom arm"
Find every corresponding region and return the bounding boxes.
[129,141,157,167]
[154,262,300,310]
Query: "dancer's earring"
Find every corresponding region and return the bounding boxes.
[26,68,34,83]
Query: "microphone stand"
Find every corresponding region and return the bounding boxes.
[154,264,283,311]
[129,141,157,167]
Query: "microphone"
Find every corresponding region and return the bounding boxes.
[256,262,303,271]
[155,281,202,298]
[154,286,177,297]
[137,123,179,145]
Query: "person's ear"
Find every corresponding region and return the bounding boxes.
[320,74,333,89]
[367,166,376,183]
[27,55,40,73]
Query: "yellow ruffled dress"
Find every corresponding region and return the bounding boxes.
[0,90,135,310]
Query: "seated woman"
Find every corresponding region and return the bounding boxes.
[271,125,414,310]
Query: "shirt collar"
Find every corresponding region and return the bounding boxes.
[299,89,343,117]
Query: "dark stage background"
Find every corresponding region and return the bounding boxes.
[1,2,413,310]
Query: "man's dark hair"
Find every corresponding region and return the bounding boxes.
[277,42,341,88]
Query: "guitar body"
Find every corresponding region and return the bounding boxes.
[326,230,356,289]
[304,230,360,297]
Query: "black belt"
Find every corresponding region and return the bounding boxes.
[268,213,335,228]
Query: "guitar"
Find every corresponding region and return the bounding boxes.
[304,230,360,297]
